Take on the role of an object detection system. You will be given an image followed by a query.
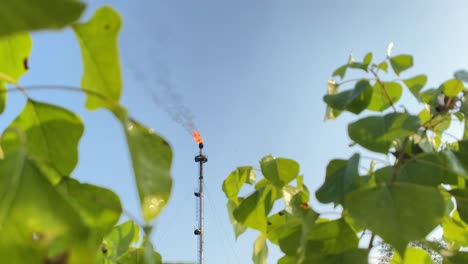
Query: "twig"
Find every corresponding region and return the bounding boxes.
[371,68,397,112]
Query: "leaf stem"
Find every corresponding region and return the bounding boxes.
[371,68,397,112]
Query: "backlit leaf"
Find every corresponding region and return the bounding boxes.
[101,220,140,260]
[367,81,402,112]
[345,183,445,256]
[347,112,420,153]
[302,249,368,264]
[0,32,32,114]
[0,0,85,37]
[260,155,299,187]
[332,65,347,79]
[390,247,433,264]
[1,100,84,175]
[442,211,468,247]
[227,200,247,239]
[252,234,268,264]
[73,6,122,110]
[121,114,173,222]
[223,166,255,203]
[441,79,464,97]
[390,55,413,76]
[403,75,428,100]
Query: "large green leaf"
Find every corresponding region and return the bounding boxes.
[367,82,402,112]
[233,185,277,233]
[267,211,302,246]
[449,189,468,224]
[0,0,85,37]
[252,234,268,264]
[116,240,162,264]
[73,6,122,110]
[397,153,456,186]
[441,79,464,97]
[57,178,122,237]
[260,155,299,187]
[345,183,445,256]
[390,55,413,76]
[0,151,94,263]
[390,247,433,264]
[0,32,32,113]
[347,112,421,153]
[315,154,360,205]
[1,100,84,176]
[223,166,255,203]
[403,75,428,100]
[323,79,373,114]
[121,115,173,222]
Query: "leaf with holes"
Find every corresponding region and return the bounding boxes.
[73,6,122,110]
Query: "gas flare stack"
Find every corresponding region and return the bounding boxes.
[194,142,207,264]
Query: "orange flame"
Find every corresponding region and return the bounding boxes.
[192,130,203,144]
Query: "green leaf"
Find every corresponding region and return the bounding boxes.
[260,155,299,187]
[233,185,277,233]
[73,6,122,110]
[1,99,84,175]
[282,185,311,217]
[0,151,94,264]
[57,178,122,237]
[252,234,268,264]
[420,88,442,105]
[227,200,247,239]
[390,55,413,75]
[323,79,373,114]
[397,153,455,186]
[363,52,373,66]
[444,252,468,264]
[449,189,468,224]
[302,249,368,264]
[403,75,428,100]
[442,211,468,247]
[348,112,421,153]
[101,220,140,260]
[367,81,402,112]
[223,166,255,203]
[316,154,360,205]
[0,0,85,37]
[0,32,32,114]
[377,61,389,72]
[303,219,359,257]
[332,65,347,79]
[345,183,445,256]
[116,240,162,264]
[390,247,433,264]
[267,211,302,246]
[441,79,464,97]
[121,115,173,222]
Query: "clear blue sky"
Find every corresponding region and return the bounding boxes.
[6,0,468,263]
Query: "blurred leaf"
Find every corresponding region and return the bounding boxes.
[347,113,420,153]
[120,113,173,222]
[332,65,347,79]
[390,55,413,76]
[442,211,468,247]
[282,185,311,217]
[390,247,433,264]
[260,155,299,187]
[252,234,268,264]
[367,81,402,112]
[73,6,122,110]
[0,0,85,37]
[1,100,84,175]
[227,200,247,239]
[325,79,342,120]
[223,166,255,203]
[0,32,32,114]
[363,52,373,66]
[454,69,468,83]
[302,249,368,264]
[398,153,456,186]
[443,252,468,264]
[345,183,444,256]
[441,79,464,97]
[449,189,468,224]
[403,75,428,100]
[316,154,360,206]
[323,79,373,114]
[116,240,162,264]
[420,88,442,106]
[377,61,389,72]
[0,151,94,264]
[57,178,122,237]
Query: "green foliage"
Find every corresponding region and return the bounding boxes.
[0,2,172,263]
[224,49,468,263]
